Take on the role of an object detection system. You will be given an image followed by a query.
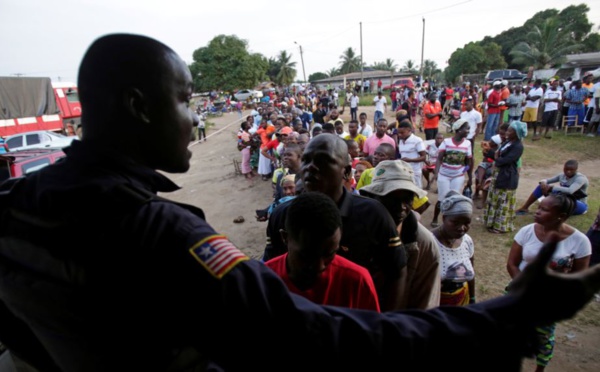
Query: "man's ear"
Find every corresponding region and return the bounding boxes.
[343,164,352,180]
[124,87,150,123]
[279,229,288,245]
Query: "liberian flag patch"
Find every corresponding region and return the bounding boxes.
[189,235,249,278]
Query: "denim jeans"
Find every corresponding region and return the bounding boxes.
[484,113,500,140]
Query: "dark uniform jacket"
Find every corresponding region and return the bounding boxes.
[0,140,534,371]
[494,139,524,190]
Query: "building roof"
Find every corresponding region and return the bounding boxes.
[564,52,600,67]
[314,70,413,84]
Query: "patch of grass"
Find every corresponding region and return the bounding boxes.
[358,93,377,106]
[467,128,600,328]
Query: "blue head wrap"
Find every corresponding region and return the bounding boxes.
[509,120,528,140]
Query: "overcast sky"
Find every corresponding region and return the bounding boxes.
[1,0,598,85]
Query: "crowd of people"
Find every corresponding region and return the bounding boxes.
[0,33,599,371]
[228,67,599,371]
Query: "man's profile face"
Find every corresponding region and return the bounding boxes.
[147,52,194,173]
[375,189,415,226]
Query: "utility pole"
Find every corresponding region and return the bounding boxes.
[294,41,307,86]
[420,17,425,84]
[360,21,364,97]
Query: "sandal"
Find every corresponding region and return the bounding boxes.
[487,228,505,234]
[430,222,440,228]
[233,216,245,223]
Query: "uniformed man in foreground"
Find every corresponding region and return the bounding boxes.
[1,33,600,371]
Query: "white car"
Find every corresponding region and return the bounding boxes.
[234,89,263,102]
[5,130,76,151]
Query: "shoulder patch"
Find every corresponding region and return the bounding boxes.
[189,235,249,279]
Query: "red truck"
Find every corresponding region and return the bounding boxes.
[0,77,81,137]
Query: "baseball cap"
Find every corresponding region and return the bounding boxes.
[279,126,293,135]
[465,96,473,101]
[493,80,502,86]
[583,71,593,77]
[501,80,508,86]
[359,160,427,199]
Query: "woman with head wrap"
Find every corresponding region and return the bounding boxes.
[483,120,526,234]
[431,190,476,306]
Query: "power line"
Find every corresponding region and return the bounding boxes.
[363,0,472,24]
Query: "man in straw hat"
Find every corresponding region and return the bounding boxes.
[360,160,441,309]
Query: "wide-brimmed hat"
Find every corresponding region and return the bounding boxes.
[359,160,427,198]
[452,118,469,131]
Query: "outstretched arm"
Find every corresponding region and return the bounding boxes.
[507,232,600,325]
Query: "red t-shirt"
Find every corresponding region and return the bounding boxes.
[487,90,501,114]
[265,254,381,312]
[445,88,454,100]
[422,101,442,129]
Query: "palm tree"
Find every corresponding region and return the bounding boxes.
[422,59,441,81]
[384,58,398,72]
[509,17,582,69]
[275,50,297,87]
[402,59,418,73]
[338,47,361,74]
[326,68,339,78]
[266,57,280,82]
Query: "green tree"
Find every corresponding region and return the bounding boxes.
[370,59,397,72]
[189,35,267,92]
[509,17,582,69]
[402,59,418,73]
[581,32,600,53]
[309,72,328,82]
[422,59,441,82]
[326,68,339,77]
[444,42,506,83]
[338,47,361,74]
[266,57,280,82]
[274,50,297,86]
[479,4,595,69]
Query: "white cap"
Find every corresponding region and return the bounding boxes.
[493,80,502,86]
[501,80,508,86]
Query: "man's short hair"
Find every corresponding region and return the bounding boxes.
[78,33,175,121]
[565,159,578,168]
[285,192,342,241]
[322,123,335,132]
[398,121,412,130]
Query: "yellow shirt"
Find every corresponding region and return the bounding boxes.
[583,82,593,106]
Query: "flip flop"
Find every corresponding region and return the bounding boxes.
[430,222,440,228]
[487,228,505,234]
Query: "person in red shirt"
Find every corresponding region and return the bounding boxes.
[265,192,380,312]
[484,80,503,141]
[422,92,443,140]
[443,84,454,115]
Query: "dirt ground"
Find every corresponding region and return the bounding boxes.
[163,107,600,371]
